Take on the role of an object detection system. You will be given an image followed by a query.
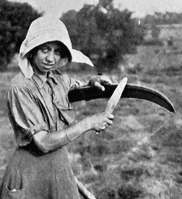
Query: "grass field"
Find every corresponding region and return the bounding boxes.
[1,45,182,198]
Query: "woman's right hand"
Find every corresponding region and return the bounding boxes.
[89,112,114,132]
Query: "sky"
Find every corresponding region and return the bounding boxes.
[8,0,182,18]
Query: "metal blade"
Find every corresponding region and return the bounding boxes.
[68,83,175,113]
[105,77,128,114]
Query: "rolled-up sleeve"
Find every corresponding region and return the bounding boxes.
[7,86,49,146]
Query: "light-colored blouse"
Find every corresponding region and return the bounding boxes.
[7,70,83,146]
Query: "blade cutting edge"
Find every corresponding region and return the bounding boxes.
[105,77,128,114]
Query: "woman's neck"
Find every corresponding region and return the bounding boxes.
[33,67,48,82]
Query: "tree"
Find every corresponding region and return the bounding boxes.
[0,0,41,71]
[143,12,182,25]
[61,3,145,71]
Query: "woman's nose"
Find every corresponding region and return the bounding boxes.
[46,52,54,62]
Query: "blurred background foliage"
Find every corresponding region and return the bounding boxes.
[1,0,182,72]
[0,0,41,70]
[61,1,145,72]
[0,0,144,72]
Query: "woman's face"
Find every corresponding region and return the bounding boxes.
[31,41,64,75]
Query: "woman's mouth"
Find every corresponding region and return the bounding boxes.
[42,63,54,68]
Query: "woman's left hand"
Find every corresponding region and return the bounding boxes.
[89,75,112,91]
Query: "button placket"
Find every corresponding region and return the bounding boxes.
[45,80,57,128]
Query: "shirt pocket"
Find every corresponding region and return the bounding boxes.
[53,97,76,125]
[5,186,25,199]
[57,106,76,125]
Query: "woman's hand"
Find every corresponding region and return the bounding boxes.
[89,75,112,91]
[89,112,114,132]
[33,112,114,153]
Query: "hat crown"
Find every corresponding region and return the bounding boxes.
[20,16,72,57]
[26,16,69,40]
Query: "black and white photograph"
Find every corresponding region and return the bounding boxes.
[0,0,182,198]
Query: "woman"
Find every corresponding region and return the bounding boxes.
[0,16,114,199]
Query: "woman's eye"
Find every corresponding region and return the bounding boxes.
[55,50,61,56]
[40,46,49,53]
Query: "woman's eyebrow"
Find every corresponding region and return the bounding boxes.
[56,47,62,51]
[39,44,48,49]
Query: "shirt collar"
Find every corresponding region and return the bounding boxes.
[32,71,58,89]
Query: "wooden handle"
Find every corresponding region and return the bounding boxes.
[75,177,96,199]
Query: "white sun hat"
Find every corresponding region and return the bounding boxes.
[18,16,93,78]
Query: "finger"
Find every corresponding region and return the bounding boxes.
[95,82,105,91]
[108,114,114,119]
[104,122,109,128]
[100,75,112,84]
[100,125,106,131]
[104,114,114,120]
[101,126,106,130]
[105,119,113,126]
[108,120,113,125]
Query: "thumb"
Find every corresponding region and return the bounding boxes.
[95,82,105,91]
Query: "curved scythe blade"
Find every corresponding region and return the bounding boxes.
[68,84,175,113]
